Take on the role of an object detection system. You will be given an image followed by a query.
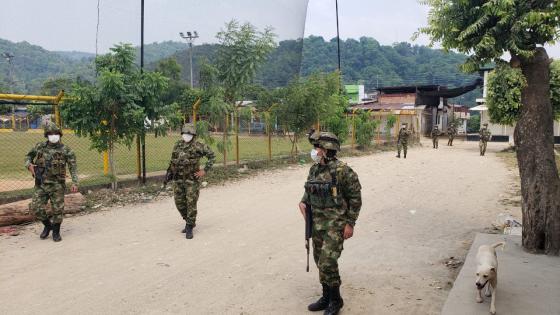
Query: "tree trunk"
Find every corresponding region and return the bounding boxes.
[0,193,86,227]
[514,48,560,255]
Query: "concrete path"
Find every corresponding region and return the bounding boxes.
[442,233,560,315]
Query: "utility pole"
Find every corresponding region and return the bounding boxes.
[140,0,146,183]
[335,0,341,87]
[2,52,16,130]
[179,31,199,88]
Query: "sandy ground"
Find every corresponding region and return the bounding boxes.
[0,139,519,315]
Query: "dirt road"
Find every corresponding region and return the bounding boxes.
[0,139,518,315]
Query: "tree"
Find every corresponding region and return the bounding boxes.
[355,111,379,148]
[215,20,276,163]
[487,61,560,125]
[277,72,346,156]
[61,44,168,190]
[216,20,277,105]
[155,57,186,107]
[467,114,480,133]
[420,0,560,255]
[385,114,397,141]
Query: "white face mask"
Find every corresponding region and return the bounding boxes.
[310,148,322,164]
[182,134,194,142]
[48,135,60,143]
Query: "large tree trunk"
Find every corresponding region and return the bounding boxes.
[0,193,86,227]
[514,48,560,255]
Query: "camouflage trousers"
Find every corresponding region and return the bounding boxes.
[312,227,344,287]
[30,182,65,224]
[397,141,408,156]
[448,135,455,146]
[479,140,487,156]
[432,137,439,148]
[173,180,201,227]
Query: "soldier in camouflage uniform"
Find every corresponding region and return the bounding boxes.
[431,125,441,149]
[479,123,492,156]
[167,123,215,239]
[25,122,79,242]
[447,124,457,146]
[396,123,411,158]
[299,130,362,315]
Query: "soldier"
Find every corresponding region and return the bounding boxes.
[479,123,492,156]
[396,123,411,158]
[25,122,79,242]
[447,123,457,146]
[299,130,362,315]
[431,125,441,149]
[167,123,215,239]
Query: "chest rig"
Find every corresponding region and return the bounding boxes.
[35,143,67,182]
[170,142,203,180]
[305,161,343,208]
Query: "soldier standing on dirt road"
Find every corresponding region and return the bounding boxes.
[25,122,79,242]
[299,130,362,315]
[167,123,215,239]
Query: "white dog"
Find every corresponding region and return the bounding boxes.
[475,242,504,315]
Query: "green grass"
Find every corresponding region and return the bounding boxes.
[0,131,311,196]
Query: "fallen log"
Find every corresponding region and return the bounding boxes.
[0,193,86,227]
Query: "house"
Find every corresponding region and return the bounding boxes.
[355,80,481,137]
[344,85,366,104]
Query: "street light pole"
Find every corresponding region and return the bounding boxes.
[179,31,199,88]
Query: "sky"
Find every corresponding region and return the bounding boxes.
[0,0,559,58]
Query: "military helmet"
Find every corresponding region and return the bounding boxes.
[43,122,62,137]
[309,130,340,152]
[181,123,197,135]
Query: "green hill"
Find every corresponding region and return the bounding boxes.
[1,37,481,104]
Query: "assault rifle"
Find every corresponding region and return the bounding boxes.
[163,165,174,187]
[305,202,312,272]
[34,165,46,186]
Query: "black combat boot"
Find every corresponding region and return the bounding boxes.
[404,153,407,159]
[324,286,343,315]
[52,223,62,242]
[181,222,188,233]
[308,284,329,311]
[40,219,52,239]
[185,226,194,239]
[396,154,400,158]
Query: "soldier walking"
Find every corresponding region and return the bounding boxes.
[479,123,492,156]
[299,130,362,315]
[431,125,441,149]
[396,123,411,158]
[447,123,457,146]
[167,123,215,239]
[25,122,79,242]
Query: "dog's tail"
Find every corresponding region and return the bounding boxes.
[492,242,505,249]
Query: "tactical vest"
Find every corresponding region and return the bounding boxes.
[35,143,67,182]
[170,143,204,180]
[305,162,345,209]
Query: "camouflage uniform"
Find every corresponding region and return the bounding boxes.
[479,124,492,156]
[397,124,411,158]
[168,124,215,237]
[431,126,441,149]
[302,131,362,314]
[25,123,78,241]
[447,125,457,146]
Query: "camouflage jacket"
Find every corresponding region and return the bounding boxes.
[397,128,411,144]
[448,126,457,136]
[24,141,78,184]
[169,139,215,181]
[431,129,441,138]
[479,128,492,142]
[301,159,362,229]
